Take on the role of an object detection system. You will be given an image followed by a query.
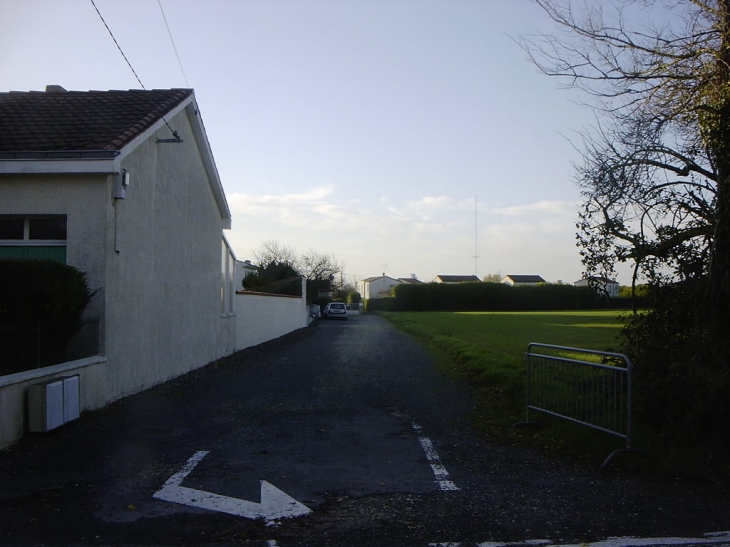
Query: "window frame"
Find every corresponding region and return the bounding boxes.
[0,215,68,263]
[220,237,235,316]
[0,215,67,245]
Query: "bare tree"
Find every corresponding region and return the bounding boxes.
[298,248,346,293]
[575,114,716,295]
[251,240,298,269]
[250,241,346,301]
[522,0,730,310]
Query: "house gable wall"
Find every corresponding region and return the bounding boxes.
[103,105,232,402]
[359,276,401,299]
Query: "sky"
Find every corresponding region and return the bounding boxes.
[1,0,632,285]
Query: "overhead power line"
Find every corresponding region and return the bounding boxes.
[157,0,190,88]
[89,0,146,90]
[89,0,182,142]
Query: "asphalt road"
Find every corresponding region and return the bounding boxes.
[0,313,728,547]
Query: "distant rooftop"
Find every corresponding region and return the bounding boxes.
[434,275,481,283]
[503,274,546,284]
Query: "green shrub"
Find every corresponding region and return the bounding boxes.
[0,259,92,374]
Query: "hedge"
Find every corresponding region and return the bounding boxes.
[375,282,605,312]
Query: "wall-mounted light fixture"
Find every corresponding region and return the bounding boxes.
[113,169,130,199]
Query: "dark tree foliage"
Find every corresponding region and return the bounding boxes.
[0,259,91,322]
[0,259,93,374]
[242,261,301,296]
[622,278,730,449]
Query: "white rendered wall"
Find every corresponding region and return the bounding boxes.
[366,277,401,298]
[103,106,230,401]
[235,281,308,350]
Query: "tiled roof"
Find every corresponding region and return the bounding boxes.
[0,88,193,153]
[504,275,546,283]
[361,276,398,283]
[398,277,423,284]
[435,275,481,283]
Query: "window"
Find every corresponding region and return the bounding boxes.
[0,217,24,239]
[0,215,67,262]
[28,217,67,240]
[220,238,235,315]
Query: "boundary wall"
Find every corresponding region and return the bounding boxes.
[234,278,309,350]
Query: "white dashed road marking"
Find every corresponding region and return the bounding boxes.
[412,422,460,491]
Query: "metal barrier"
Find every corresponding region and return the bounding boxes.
[346,303,363,314]
[518,343,635,467]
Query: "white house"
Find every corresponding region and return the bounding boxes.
[0,86,239,448]
[502,274,546,286]
[235,257,258,291]
[574,277,620,298]
[357,275,402,299]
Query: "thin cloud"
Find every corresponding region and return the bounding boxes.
[405,196,474,212]
[492,200,577,216]
[228,186,416,234]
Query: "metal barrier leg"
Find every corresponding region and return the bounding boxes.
[601,447,641,469]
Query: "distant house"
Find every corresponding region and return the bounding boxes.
[0,86,234,448]
[357,275,402,299]
[433,275,481,283]
[502,274,546,286]
[398,275,423,285]
[235,258,258,291]
[574,277,620,298]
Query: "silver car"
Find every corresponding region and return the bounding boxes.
[323,302,348,320]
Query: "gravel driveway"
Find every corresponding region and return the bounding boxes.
[0,313,728,546]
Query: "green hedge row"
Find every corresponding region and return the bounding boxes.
[366,282,607,312]
[365,297,397,312]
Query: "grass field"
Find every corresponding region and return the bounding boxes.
[382,310,623,356]
[380,310,633,464]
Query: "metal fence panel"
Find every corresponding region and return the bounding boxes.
[521,343,634,467]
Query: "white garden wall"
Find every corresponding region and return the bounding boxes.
[235,278,308,350]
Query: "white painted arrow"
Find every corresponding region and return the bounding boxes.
[153,451,312,525]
